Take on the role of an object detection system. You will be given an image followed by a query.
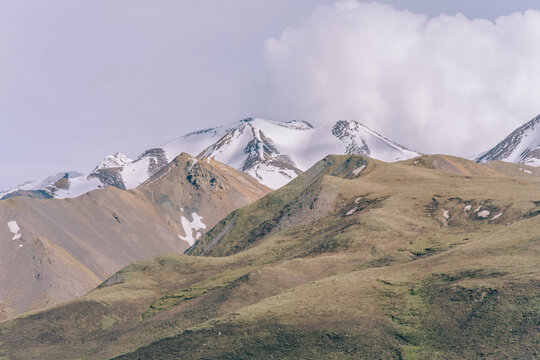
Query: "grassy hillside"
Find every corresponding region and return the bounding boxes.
[0,155,539,359]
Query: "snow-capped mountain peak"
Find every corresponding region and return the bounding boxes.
[331,120,418,159]
[93,153,133,171]
[177,118,420,188]
[1,118,420,199]
[476,113,540,166]
[0,171,84,200]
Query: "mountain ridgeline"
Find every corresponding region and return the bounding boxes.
[0,118,420,199]
[5,113,540,202]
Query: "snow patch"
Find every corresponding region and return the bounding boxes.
[178,212,206,246]
[477,210,491,218]
[491,212,503,220]
[346,207,357,216]
[188,158,198,171]
[464,205,472,212]
[245,163,297,189]
[352,165,366,177]
[473,205,482,213]
[121,157,151,189]
[7,221,21,240]
[442,209,449,220]
[252,129,264,160]
[54,176,103,199]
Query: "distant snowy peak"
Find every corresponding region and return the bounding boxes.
[50,148,167,198]
[189,118,420,188]
[331,120,419,159]
[476,113,540,166]
[93,153,133,171]
[0,171,84,200]
[1,152,135,200]
[268,119,314,130]
[1,117,419,199]
[198,120,303,188]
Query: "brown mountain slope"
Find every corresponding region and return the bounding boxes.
[404,154,540,177]
[139,154,270,244]
[0,155,538,359]
[0,154,269,320]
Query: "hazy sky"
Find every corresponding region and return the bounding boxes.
[2,0,540,188]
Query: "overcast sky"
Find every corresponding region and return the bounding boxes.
[2,0,540,188]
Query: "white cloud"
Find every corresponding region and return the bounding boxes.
[263,1,540,156]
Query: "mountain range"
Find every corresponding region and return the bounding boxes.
[1,115,540,359]
[0,118,420,199]
[5,114,540,202]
